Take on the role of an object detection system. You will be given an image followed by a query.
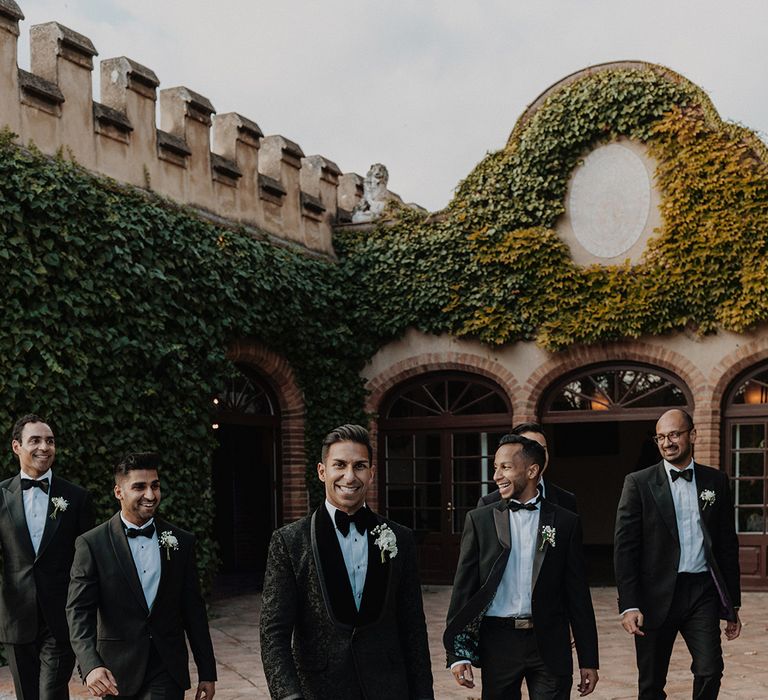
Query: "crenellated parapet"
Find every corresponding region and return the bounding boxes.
[0,3,413,256]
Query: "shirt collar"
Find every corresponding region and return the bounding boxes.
[20,468,52,482]
[664,459,695,477]
[120,514,155,531]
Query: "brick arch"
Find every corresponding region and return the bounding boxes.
[228,339,307,521]
[365,353,521,416]
[711,336,768,410]
[364,352,520,512]
[520,341,719,462]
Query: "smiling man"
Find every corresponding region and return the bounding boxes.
[0,414,93,700]
[614,408,741,699]
[260,424,434,700]
[444,434,599,699]
[66,452,216,700]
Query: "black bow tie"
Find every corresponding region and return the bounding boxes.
[126,523,155,539]
[671,469,693,482]
[508,496,540,512]
[334,507,371,537]
[21,478,49,494]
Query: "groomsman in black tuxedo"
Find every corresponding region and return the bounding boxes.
[614,408,741,699]
[260,424,434,700]
[445,434,598,699]
[0,414,93,700]
[476,422,577,513]
[66,452,216,700]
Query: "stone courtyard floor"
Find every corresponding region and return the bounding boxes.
[0,587,766,699]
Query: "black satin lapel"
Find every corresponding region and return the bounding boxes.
[152,518,173,609]
[2,477,36,560]
[313,506,357,626]
[108,513,149,614]
[532,505,555,591]
[358,515,390,626]
[649,463,679,543]
[493,502,511,550]
[36,477,63,559]
[694,464,716,527]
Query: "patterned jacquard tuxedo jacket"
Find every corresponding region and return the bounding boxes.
[260,506,434,700]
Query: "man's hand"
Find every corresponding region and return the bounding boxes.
[725,613,742,641]
[85,667,118,697]
[577,668,598,696]
[451,662,474,688]
[195,680,216,700]
[621,610,645,636]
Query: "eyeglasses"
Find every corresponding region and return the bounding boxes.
[652,429,692,445]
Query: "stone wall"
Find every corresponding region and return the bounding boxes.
[0,1,398,257]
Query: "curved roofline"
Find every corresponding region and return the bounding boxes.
[506,60,717,147]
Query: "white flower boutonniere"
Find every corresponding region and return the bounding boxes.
[159,531,179,560]
[50,496,69,520]
[371,523,398,563]
[700,489,716,509]
[539,525,556,551]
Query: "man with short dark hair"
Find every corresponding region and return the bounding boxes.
[66,452,216,700]
[0,414,93,700]
[477,422,577,513]
[614,408,741,699]
[446,434,599,699]
[260,424,434,700]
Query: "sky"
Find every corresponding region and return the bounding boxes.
[16,0,768,212]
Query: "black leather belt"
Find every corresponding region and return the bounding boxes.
[484,616,534,629]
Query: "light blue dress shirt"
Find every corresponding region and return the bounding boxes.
[325,500,368,610]
[486,495,540,618]
[20,468,51,555]
[121,514,161,609]
[664,460,708,574]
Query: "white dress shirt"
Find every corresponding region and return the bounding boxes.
[664,460,708,574]
[325,500,368,610]
[486,496,540,617]
[20,468,51,555]
[121,515,161,609]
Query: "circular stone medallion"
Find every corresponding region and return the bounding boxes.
[568,143,651,258]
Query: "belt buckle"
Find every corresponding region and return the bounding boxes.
[514,618,533,630]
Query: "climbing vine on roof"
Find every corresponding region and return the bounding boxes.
[337,66,768,350]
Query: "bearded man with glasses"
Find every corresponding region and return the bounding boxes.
[614,408,741,699]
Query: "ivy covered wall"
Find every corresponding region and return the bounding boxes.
[1,64,767,586]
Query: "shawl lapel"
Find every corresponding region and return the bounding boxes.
[1,475,36,560]
[310,507,358,628]
[532,501,555,591]
[493,500,511,550]
[36,476,64,560]
[108,512,150,615]
[649,462,679,544]
[151,517,174,611]
[357,511,393,626]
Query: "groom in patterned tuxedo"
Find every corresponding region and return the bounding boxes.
[260,424,434,700]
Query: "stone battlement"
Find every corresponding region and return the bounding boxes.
[0,1,395,256]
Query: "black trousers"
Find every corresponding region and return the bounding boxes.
[479,617,572,700]
[5,616,75,700]
[635,572,723,700]
[108,642,185,700]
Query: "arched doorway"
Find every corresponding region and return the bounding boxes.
[541,364,692,583]
[724,364,768,590]
[212,365,280,594]
[378,371,512,583]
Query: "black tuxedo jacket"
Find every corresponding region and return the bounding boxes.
[0,473,93,643]
[444,499,598,676]
[260,506,434,700]
[477,479,577,513]
[66,513,216,695]
[614,461,741,629]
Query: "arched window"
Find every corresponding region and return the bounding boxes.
[379,372,512,583]
[724,364,768,590]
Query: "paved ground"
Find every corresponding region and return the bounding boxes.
[1,587,766,699]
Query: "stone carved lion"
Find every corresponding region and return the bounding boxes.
[352,163,390,223]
